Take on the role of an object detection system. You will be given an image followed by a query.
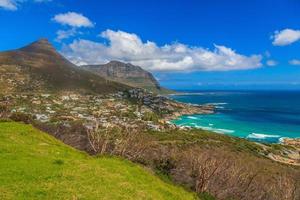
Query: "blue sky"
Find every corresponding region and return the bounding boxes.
[1,0,300,90]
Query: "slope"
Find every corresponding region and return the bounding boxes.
[0,39,130,94]
[0,122,198,200]
[83,61,172,94]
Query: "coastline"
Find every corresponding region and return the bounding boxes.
[164,103,215,121]
[168,91,300,145]
[169,108,300,145]
[168,112,300,166]
[281,138,300,147]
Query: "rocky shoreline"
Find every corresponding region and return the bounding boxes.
[282,138,300,147]
[124,88,215,120]
[163,103,214,121]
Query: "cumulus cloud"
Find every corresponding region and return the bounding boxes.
[266,60,278,66]
[62,29,262,72]
[34,0,52,2]
[55,28,79,42]
[0,0,50,10]
[264,51,271,58]
[52,12,94,28]
[272,29,300,46]
[289,59,300,66]
[0,0,17,10]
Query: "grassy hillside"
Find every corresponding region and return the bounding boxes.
[0,122,198,200]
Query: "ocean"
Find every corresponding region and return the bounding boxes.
[170,91,300,143]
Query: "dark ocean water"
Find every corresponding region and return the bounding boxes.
[170,91,300,143]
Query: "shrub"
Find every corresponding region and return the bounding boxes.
[154,158,176,176]
[0,104,10,118]
[0,104,8,112]
[9,112,34,124]
[0,118,12,122]
[198,192,216,200]
[142,112,159,123]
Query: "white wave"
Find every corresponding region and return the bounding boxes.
[277,137,298,144]
[207,102,228,106]
[215,106,225,109]
[194,125,234,134]
[195,125,214,131]
[215,128,235,134]
[247,133,281,139]
[168,92,205,96]
[278,137,287,143]
[187,116,198,120]
[209,123,214,126]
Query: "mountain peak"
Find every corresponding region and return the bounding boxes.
[107,60,134,67]
[20,38,56,54]
[108,60,124,64]
[36,38,50,43]
[0,39,130,94]
[83,61,166,93]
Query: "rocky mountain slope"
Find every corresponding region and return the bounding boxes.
[82,61,171,94]
[0,39,130,94]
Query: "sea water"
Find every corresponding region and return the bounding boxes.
[170,91,300,143]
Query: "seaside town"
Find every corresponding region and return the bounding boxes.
[0,88,214,132]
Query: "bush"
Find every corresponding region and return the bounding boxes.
[154,158,176,176]
[142,112,159,123]
[9,112,34,124]
[0,118,13,122]
[0,104,10,118]
[198,192,216,200]
[0,104,8,112]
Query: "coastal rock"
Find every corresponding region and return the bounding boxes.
[124,88,215,120]
[282,138,300,147]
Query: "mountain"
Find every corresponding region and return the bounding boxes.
[0,39,130,94]
[82,61,172,94]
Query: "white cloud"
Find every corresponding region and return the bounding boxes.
[0,0,17,10]
[0,0,51,10]
[34,0,52,2]
[62,29,262,72]
[264,51,271,58]
[289,59,300,66]
[266,60,278,66]
[55,28,78,42]
[52,12,94,28]
[272,29,300,46]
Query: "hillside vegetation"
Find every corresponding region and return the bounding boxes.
[0,122,198,200]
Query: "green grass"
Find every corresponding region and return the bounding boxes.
[0,122,198,200]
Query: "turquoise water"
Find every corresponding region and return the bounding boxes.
[170,91,300,143]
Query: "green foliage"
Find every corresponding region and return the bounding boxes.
[154,159,176,176]
[0,118,12,122]
[0,104,8,113]
[0,122,198,200]
[142,112,160,123]
[9,112,34,124]
[121,109,136,119]
[148,128,265,156]
[198,192,216,200]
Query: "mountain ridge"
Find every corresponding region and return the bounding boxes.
[82,60,172,94]
[0,39,130,94]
